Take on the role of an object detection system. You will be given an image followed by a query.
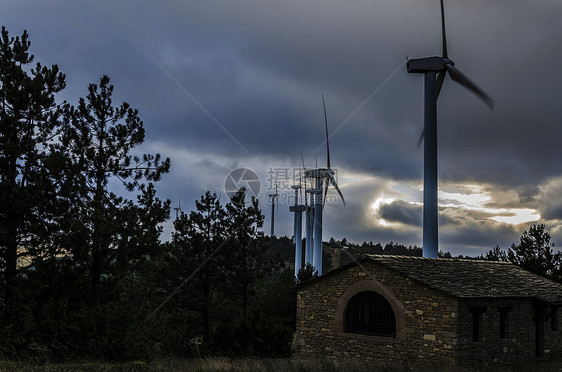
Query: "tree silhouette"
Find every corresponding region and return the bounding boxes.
[171,191,227,344]
[114,183,170,274]
[0,27,66,299]
[224,188,270,318]
[296,262,318,284]
[61,75,170,289]
[484,245,508,261]
[508,224,561,281]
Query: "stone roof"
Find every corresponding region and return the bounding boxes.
[362,255,562,303]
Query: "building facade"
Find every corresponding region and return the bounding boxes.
[296,255,562,368]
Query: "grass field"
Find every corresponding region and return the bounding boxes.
[1,356,562,372]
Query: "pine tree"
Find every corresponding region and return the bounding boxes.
[296,262,318,284]
[115,183,171,274]
[508,224,561,281]
[61,75,170,289]
[484,245,508,261]
[0,27,66,299]
[224,188,272,318]
[171,191,227,344]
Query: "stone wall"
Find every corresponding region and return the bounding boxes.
[454,299,562,366]
[296,261,562,368]
[454,298,535,367]
[296,261,459,368]
[543,305,562,355]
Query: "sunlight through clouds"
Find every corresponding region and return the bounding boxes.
[363,181,542,232]
[370,197,398,227]
[439,185,541,226]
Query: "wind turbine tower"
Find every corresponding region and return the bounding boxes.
[268,183,279,237]
[173,193,182,219]
[304,188,315,266]
[301,153,314,266]
[290,185,306,277]
[407,0,493,257]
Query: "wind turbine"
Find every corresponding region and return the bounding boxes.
[305,95,345,275]
[173,192,182,219]
[268,182,279,237]
[407,0,494,258]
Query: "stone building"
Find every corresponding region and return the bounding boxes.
[296,255,562,368]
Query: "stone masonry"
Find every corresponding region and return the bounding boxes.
[296,255,562,368]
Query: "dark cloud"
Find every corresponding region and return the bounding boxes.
[4,0,562,256]
[379,200,422,226]
[536,179,562,221]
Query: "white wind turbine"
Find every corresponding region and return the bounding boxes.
[407,0,494,257]
[304,95,345,276]
[268,182,279,237]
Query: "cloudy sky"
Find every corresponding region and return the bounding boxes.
[5,0,562,256]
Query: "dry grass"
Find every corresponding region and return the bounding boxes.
[1,356,562,372]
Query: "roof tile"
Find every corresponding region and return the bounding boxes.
[363,254,562,303]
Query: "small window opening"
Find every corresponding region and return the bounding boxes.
[499,307,510,339]
[469,307,486,342]
[551,307,559,331]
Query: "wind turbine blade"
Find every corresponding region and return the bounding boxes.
[322,93,331,169]
[327,173,345,206]
[445,64,495,109]
[440,0,448,59]
[436,70,446,99]
[417,128,425,149]
[322,179,329,209]
[301,150,308,193]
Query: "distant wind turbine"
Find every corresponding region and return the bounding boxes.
[305,95,345,276]
[268,182,279,237]
[407,0,494,257]
[173,192,182,219]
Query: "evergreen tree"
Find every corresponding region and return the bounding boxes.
[171,191,227,345]
[296,262,318,284]
[224,188,271,318]
[61,75,170,289]
[211,268,296,357]
[0,27,66,299]
[115,183,171,275]
[508,224,561,281]
[484,245,508,261]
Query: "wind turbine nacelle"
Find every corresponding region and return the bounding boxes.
[305,168,334,179]
[407,56,451,73]
[290,205,306,212]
